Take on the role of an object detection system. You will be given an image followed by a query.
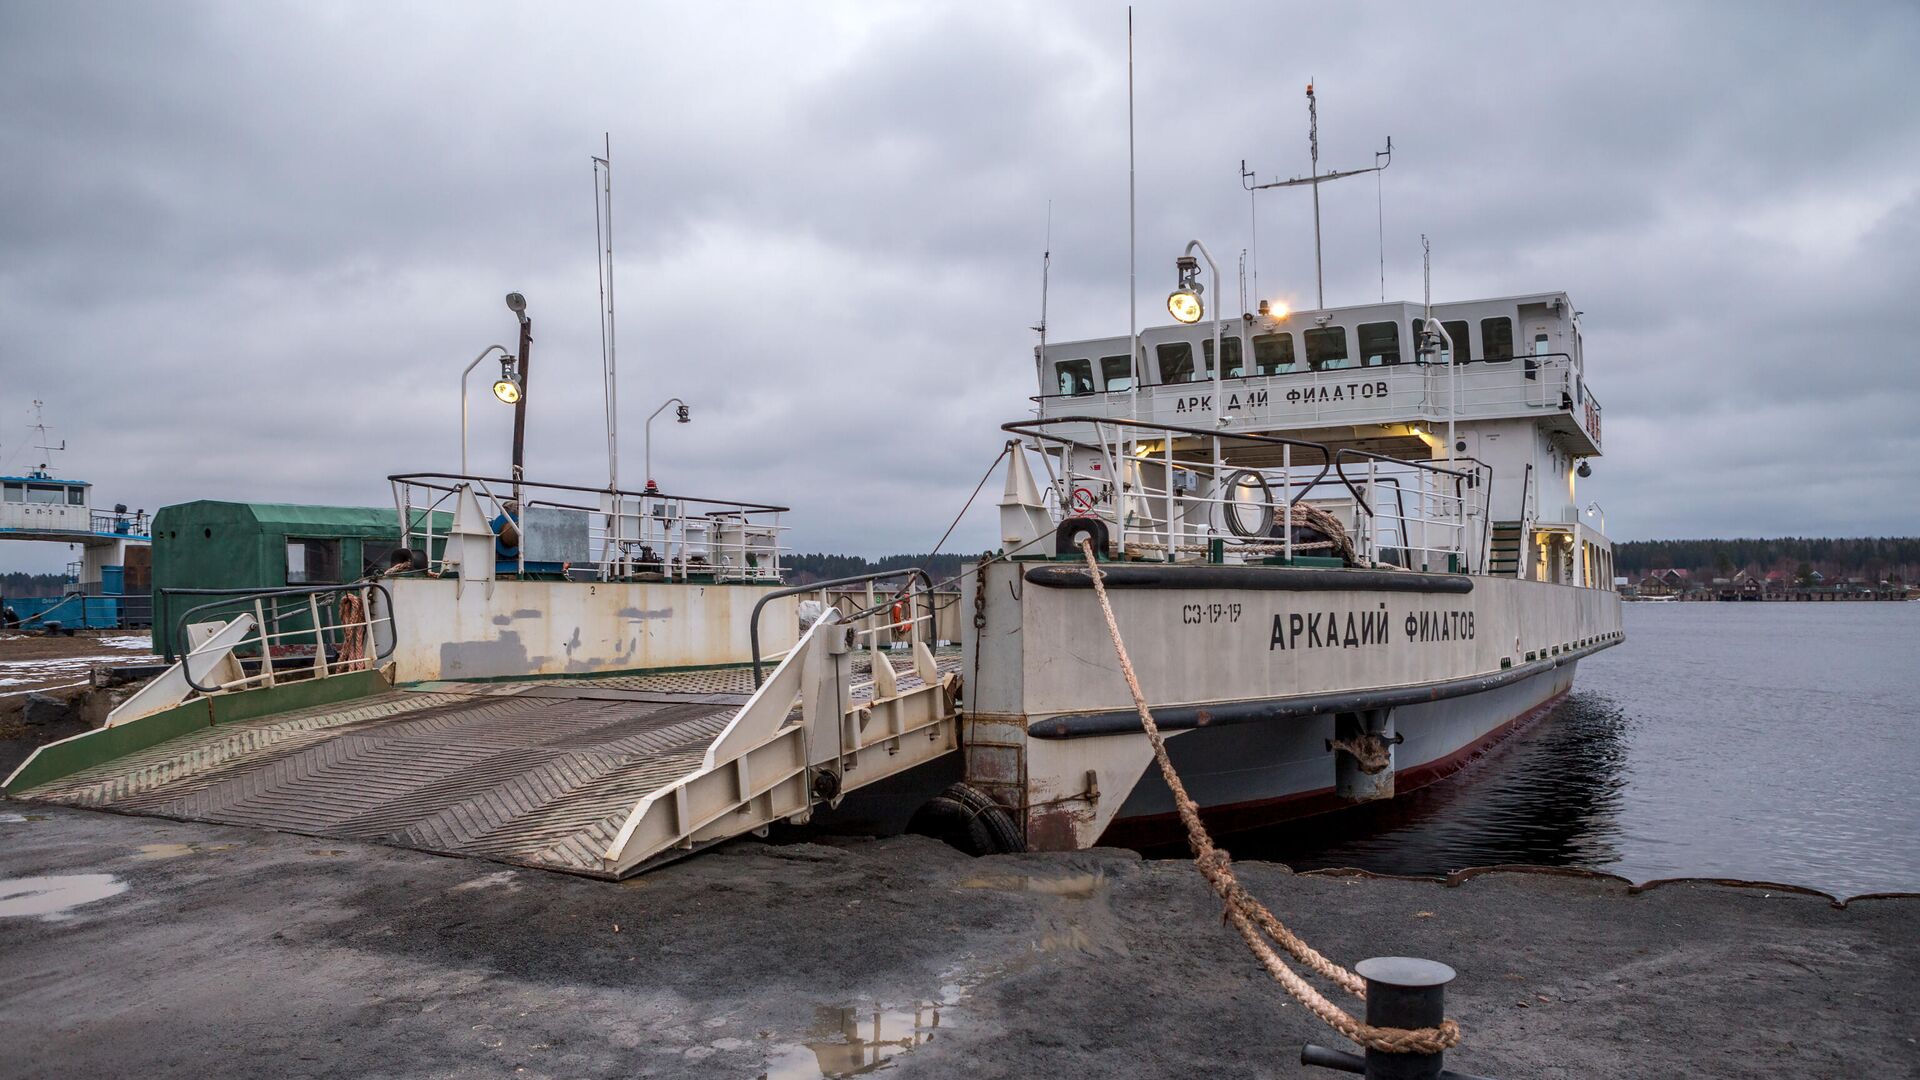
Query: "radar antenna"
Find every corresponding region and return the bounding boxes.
[1240,81,1391,310]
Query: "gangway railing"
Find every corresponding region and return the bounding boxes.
[749,567,935,687]
[162,583,394,694]
[388,472,790,584]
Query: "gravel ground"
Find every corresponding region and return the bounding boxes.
[1,804,1913,1080]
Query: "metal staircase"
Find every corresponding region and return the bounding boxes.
[1488,521,1524,578]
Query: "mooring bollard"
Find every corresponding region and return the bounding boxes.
[1300,956,1497,1080]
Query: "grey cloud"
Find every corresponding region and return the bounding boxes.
[3,1,1917,575]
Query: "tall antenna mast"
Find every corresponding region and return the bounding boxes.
[1376,142,1389,301]
[1241,82,1391,310]
[1033,201,1051,357]
[1422,234,1431,321]
[592,135,619,490]
[1126,6,1138,422]
[29,399,63,476]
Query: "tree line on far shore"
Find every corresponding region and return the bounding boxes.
[1614,537,1920,585]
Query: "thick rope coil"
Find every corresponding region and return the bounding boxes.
[1076,538,1460,1056]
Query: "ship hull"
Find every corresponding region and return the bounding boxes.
[1095,662,1576,847]
[962,559,1621,851]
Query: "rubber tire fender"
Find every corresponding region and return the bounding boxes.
[1055,516,1110,557]
[906,782,1027,856]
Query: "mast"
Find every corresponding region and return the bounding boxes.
[1308,81,1322,308]
[1241,83,1391,311]
[593,135,619,491]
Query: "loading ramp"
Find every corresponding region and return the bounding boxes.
[6,611,961,878]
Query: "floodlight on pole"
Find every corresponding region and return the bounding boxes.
[459,344,513,474]
[1167,255,1204,324]
[644,397,690,494]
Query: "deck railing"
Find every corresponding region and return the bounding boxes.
[387,472,790,584]
[1005,416,1491,573]
[161,583,394,694]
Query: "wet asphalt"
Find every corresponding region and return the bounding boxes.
[1,803,1914,1080]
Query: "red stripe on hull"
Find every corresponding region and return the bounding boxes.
[1096,688,1572,849]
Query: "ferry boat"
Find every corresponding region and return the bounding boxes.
[961,287,1624,849]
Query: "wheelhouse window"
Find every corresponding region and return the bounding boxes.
[1305,326,1350,370]
[2,482,21,503]
[25,484,66,505]
[1200,335,1245,378]
[1053,358,1094,396]
[1357,322,1400,366]
[286,537,342,585]
[67,486,85,505]
[1156,341,1200,383]
[1253,332,1297,374]
[1099,354,1135,391]
[1410,319,1471,364]
[1481,317,1514,359]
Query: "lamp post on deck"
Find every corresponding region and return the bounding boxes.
[643,397,691,494]
[458,344,515,475]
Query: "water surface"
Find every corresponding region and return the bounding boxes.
[1229,602,1920,898]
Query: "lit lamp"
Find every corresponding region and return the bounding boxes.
[1167,256,1204,324]
[492,354,523,404]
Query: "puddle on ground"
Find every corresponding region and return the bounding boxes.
[449,869,522,893]
[132,842,239,861]
[757,1002,953,1079]
[0,874,128,919]
[956,872,1105,899]
[0,813,26,824]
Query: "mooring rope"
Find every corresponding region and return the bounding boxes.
[1075,538,1460,1056]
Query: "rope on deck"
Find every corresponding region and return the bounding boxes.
[1075,537,1461,1057]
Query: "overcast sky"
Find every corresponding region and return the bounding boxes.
[3,1,1917,573]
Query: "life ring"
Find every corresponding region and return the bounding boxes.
[1070,486,1098,512]
[890,598,911,634]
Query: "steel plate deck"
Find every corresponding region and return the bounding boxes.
[14,686,740,877]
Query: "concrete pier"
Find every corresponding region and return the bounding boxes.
[1,804,1913,1079]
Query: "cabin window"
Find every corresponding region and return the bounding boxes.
[1200,335,1245,377]
[25,484,65,505]
[1054,358,1094,396]
[1358,322,1400,366]
[286,537,342,585]
[67,487,85,506]
[1481,317,1514,359]
[1252,332,1296,374]
[1533,332,1551,356]
[1100,354,1135,391]
[1305,327,1350,370]
[2,483,21,503]
[1414,319,1471,363]
[1156,341,1199,383]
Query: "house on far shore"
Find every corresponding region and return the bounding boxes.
[1614,576,1633,596]
[1638,568,1691,596]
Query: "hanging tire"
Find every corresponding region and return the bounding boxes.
[1054,516,1110,557]
[906,782,1026,856]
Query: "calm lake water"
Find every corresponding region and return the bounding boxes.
[1230,601,1920,899]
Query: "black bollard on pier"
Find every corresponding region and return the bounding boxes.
[1299,956,1497,1080]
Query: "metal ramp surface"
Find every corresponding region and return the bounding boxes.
[13,616,961,879]
[14,684,742,876]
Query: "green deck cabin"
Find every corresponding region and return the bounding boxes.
[149,501,423,657]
